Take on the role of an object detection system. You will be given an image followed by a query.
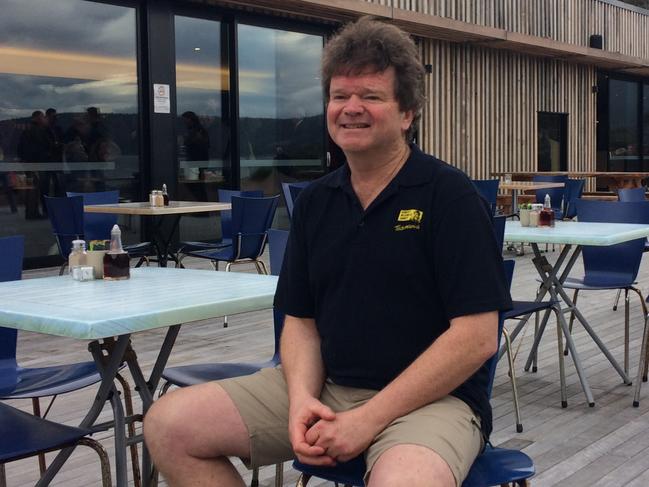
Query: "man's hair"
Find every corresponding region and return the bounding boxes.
[45,108,57,116]
[322,17,425,141]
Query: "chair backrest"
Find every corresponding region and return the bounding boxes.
[617,187,647,202]
[67,190,120,240]
[575,200,649,286]
[0,235,24,370]
[532,174,568,209]
[562,178,585,219]
[281,181,310,219]
[44,195,85,259]
[485,259,514,398]
[217,189,264,240]
[268,228,289,362]
[472,179,499,214]
[492,215,506,252]
[230,195,280,260]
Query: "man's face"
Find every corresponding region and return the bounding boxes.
[327,67,413,156]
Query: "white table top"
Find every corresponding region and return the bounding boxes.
[0,268,278,340]
[84,201,231,215]
[505,220,649,246]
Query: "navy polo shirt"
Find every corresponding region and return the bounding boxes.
[274,144,512,438]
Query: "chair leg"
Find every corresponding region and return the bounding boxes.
[633,313,649,406]
[564,289,579,356]
[296,473,312,487]
[116,373,141,487]
[78,437,113,487]
[503,328,523,432]
[159,380,172,398]
[224,263,231,327]
[630,287,649,382]
[625,289,630,375]
[532,309,539,373]
[58,262,67,276]
[613,288,622,311]
[274,462,284,487]
[257,260,269,275]
[251,467,259,487]
[554,307,568,408]
[0,463,6,487]
[31,398,47,475]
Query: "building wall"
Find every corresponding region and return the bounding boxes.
[417,40,598,178]
[372,0,649,59]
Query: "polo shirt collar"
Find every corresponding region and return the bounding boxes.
[324,143,436,190]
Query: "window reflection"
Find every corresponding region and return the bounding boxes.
[644,84,649,171]
[237,24,325,205]
[0,0,140,260]
[609,79,641,172]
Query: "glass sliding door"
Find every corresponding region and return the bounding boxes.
[537,112,568,172]
[237,24,325,204]
[608,78,641,172]
[0,0,140,263]
[644,83,649,171]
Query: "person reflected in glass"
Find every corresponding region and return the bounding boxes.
[181,111,210,164]
[17,110,50,218]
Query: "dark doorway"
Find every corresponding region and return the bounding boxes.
[537,112,568,172]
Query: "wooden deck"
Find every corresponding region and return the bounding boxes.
[6,247,649,486]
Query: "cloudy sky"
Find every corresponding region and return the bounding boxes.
[1,0,323,122]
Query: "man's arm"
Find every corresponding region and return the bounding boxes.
[281,314,337,465]
[305,311,498,461]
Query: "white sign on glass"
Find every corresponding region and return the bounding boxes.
[153,84,171,114]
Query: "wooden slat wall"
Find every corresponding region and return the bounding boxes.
[380,0,649,60]
[419,41,598,178]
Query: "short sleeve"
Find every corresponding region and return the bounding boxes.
[432,176,512,319]
[273,191,315,317]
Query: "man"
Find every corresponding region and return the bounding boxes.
[144,17,511,487]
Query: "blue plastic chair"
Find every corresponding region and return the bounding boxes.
[44,195,85,275]
[472,179,500,215]
[558,178,585,220]
[67,190,152,265]
[0,402,112,486]
[183,195,279,274]
[492,214,506,251]
[293,261,535,487]
[161,229,289,487]
[563,200,649,379]
[281,181,310,219]
[176,189,264,267]
[617,187,646,202]
[533,174,568,213]
[0,235,106,477]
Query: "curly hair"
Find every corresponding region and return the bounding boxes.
[322,17,425,142]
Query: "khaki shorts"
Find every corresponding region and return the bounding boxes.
[218,366,483,486]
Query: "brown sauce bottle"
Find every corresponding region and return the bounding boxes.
[103,224,130,280]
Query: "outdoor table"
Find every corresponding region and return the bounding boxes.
[504,220,649,407]
[0,267,277,487]
[492,171,649,191]
[84,201,231,267]
[499,181,565,213]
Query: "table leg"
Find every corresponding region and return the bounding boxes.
[151,215,182,267]
[36,335,132,487]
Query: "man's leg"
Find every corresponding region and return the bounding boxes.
[367,444,454,487]
[144,382,250,487]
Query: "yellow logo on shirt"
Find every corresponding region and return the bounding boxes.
[395,209,423,231]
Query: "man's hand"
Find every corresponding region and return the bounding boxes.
[304,405,381,463]
[289,396,337,466]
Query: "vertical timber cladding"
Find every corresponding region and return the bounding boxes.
[419,40,597,180]
[387,0,649,59]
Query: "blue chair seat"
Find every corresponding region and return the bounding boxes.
[292,443,535,487]
[562,275,638,291]
[0,362,101,399]
[462,444,535,486]
[161,359,278,388]
[0,402,96,462]
[184,245,235,262]
[503,300,559,320]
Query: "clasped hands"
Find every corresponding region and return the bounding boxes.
[289,396,379,466]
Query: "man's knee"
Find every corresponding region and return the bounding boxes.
[367,444,456,487]
[144,382,250,462]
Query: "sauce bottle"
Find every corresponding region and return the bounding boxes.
[539,194,555,227]
[162,183,170,206]
[68,239,87,274]
[103,224,130,280]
